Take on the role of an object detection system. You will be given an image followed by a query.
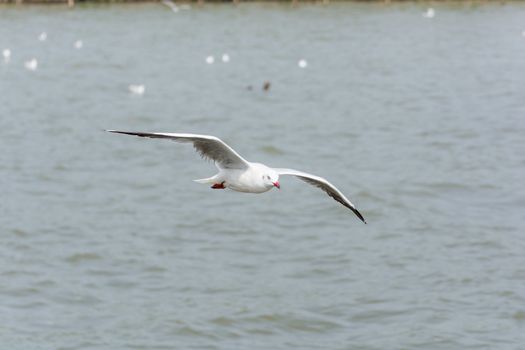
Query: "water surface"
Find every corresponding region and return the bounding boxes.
[1,3,525,349]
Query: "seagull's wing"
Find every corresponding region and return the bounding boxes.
[107,131,249,169]
[274,168,366,224]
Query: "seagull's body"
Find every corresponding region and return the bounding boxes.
[24,58,38,71]
[423,8,435,18]
[2,48,11,62]
[107,131,366,223]
[161,0,179,13]
[38,32,47,42]
[198,162,277,194]
[128,84,145,95]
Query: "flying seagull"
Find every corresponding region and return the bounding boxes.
[107,131,366,223]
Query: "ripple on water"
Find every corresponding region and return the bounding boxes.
[512,311,525,321]
[284,266,339,281]
[9,301,47,309]
[259,145,284,155]
[0,269,39,277]
[64,252,103,264]
[50,291,103,306]
[2,286,41,298]
[142,265,168,273]
[209,312,342,334]
[10,228,30,237]
[423,181,471,192]
[2,4,525,350]
[349,308,411,324]
[171,325,220,340]
[106,279,139,290]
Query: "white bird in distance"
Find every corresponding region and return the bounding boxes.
[423,8,435,18]
[2,48,11,62]
[107,131,366,223]
[128,84,145,95]
[24,58,38,71]
[161,0,179,13]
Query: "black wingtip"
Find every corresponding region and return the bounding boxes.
[106,130,147,137]
[351,207,367,224]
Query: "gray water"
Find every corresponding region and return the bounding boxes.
[1,2,525,349]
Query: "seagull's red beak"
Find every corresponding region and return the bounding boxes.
[273,181,280,189]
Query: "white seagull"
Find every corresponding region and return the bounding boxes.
[24,58,38,71]
[161,0,179,13]
[423,8,435,18]
[107,131,366,223]
[2,48,11,62]
[128,84,145,95]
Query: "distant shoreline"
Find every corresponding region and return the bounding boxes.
[0,0,514,4]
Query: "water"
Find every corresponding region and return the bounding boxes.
[1,3,525,349]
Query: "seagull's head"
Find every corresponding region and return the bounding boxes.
[262,171,280,190]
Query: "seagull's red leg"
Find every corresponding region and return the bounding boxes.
[211,182,226,189]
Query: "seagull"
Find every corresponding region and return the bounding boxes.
[38,32,47,42]
[161,0,179,13]
[107,131,366,223]
[423,8,435,18]
[3,48,11,62]
[128,84,145,95]
[24,58,38,71]
[205,55,215,64]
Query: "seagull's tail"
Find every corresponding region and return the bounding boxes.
[193,175,218,184]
